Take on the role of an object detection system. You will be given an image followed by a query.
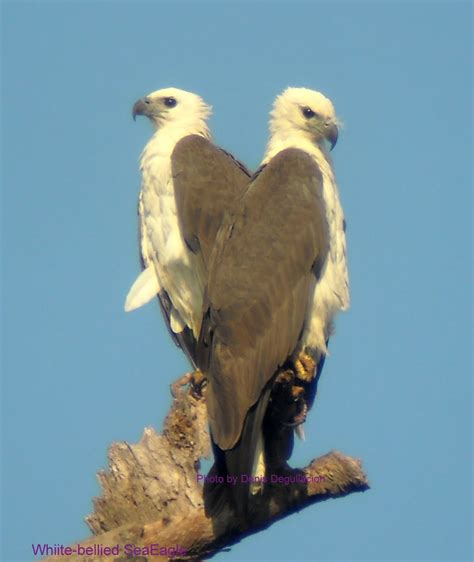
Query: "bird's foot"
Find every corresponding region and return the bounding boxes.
[170,370,207,399]
[190,369,208,399]
[294,352,316,383]
[281,395,308,428]
[292,398,308,426]
[274,369,294,386]
[275,383,307,429]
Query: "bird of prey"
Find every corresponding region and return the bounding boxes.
[125,87,251,367]
[197,87,349,516]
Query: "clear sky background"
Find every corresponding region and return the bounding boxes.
[1,2,472,561]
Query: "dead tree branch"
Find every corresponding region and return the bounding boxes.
[43,373,369,562]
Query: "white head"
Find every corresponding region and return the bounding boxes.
[267,87,339,153]
[132,87,212,137]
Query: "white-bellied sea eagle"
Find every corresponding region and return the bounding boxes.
[125,87,251,368]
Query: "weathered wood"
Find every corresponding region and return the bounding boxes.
[42,374,369,562]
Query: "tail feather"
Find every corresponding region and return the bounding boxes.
[202,351,327,520]
[204,386,272,519]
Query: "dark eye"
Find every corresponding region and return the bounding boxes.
[302,107,316,119]
[164,97,177,108]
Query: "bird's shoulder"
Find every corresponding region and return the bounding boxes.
[172,134,251,179]
[251,148,323,188]
[171,134,251,265]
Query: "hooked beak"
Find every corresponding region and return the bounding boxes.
[325,122,338,150]
[132,98,151,121]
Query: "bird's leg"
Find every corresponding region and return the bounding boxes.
[273,369,294,386]
[268,369,298,424]
[169,370,207,399]
[291,384,305,401]
[280,385,308,427]
[288,385,308,440]
[291,386,308,426]
[294,352,316,383]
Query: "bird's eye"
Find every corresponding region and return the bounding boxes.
[163,97,177,108]
[302,107,316,119]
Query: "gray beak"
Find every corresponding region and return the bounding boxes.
[132,98,151,121]
[325,122,338,150]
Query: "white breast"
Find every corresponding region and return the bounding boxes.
[139,134,205,337]
[299,149,350,355]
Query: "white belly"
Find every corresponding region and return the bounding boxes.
[299,162,350,355]
[140,151,204,337]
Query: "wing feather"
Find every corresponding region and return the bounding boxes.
[136,135,250,366]
[198,148,330,450]
[172,135,251,270]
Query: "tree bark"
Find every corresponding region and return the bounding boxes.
[42,373,369,562]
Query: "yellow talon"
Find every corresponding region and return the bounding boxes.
[294,352,316,383]
[274,369,294,386]
[291,385,305,399]
[190,369,207,398]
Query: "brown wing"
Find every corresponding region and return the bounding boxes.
[141,135,250,366]
[198,148,329,450]
[172,135,251,270]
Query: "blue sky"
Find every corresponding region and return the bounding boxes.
[1,2,472,561]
